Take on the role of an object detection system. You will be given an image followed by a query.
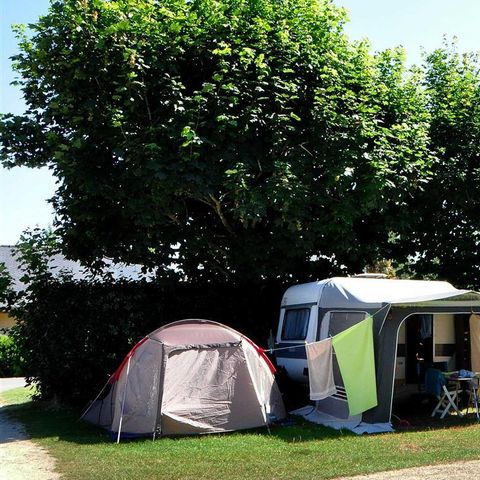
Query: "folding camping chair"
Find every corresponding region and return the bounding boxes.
[425,368,463,419]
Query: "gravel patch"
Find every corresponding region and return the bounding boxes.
[0,378,60,480]
[337,459,480,480]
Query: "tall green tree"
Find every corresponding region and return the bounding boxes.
[389,45,480,289]
[1,0,432,283]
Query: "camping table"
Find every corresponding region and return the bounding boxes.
[443,373,480,420]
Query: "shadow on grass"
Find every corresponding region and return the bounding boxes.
[1,400,342,446]
[2,398,479,448]
[390,390,480,431]
[1,401,111,445]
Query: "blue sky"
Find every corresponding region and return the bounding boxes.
[336,0,480,64]
[1,0,480,244]
[1,0,54,245]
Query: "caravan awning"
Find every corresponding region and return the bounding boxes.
[390,291,480,308]
[319,277,480,310]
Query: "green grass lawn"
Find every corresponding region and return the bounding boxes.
[1,387,480,480]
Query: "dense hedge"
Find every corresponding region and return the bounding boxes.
[0,334,25,377]
[11,279,285,405]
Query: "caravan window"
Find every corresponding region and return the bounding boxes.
[328,311,367,336]
[282,308,310,340]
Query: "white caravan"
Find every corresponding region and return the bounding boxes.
[275,276,480,424]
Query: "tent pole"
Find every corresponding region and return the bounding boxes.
[116,356,132,444]
[152,345,168,440]
[263,404,271,435]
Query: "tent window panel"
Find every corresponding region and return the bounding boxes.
[282,308,310,340]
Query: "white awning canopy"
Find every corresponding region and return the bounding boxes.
[282,277,480,311]
[320,277,480,310]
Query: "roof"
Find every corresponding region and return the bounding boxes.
[281,277,480,310]
[0,245,152,295]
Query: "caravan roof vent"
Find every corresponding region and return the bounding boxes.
[352,273,388,279]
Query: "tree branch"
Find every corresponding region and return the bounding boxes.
[197,194,235,235]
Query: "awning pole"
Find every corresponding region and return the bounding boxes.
[116,356,132,444]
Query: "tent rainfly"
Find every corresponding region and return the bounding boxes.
[82,319,286,440]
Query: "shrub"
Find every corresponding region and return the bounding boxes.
[0,334,25,377]
[11,279,283,405]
